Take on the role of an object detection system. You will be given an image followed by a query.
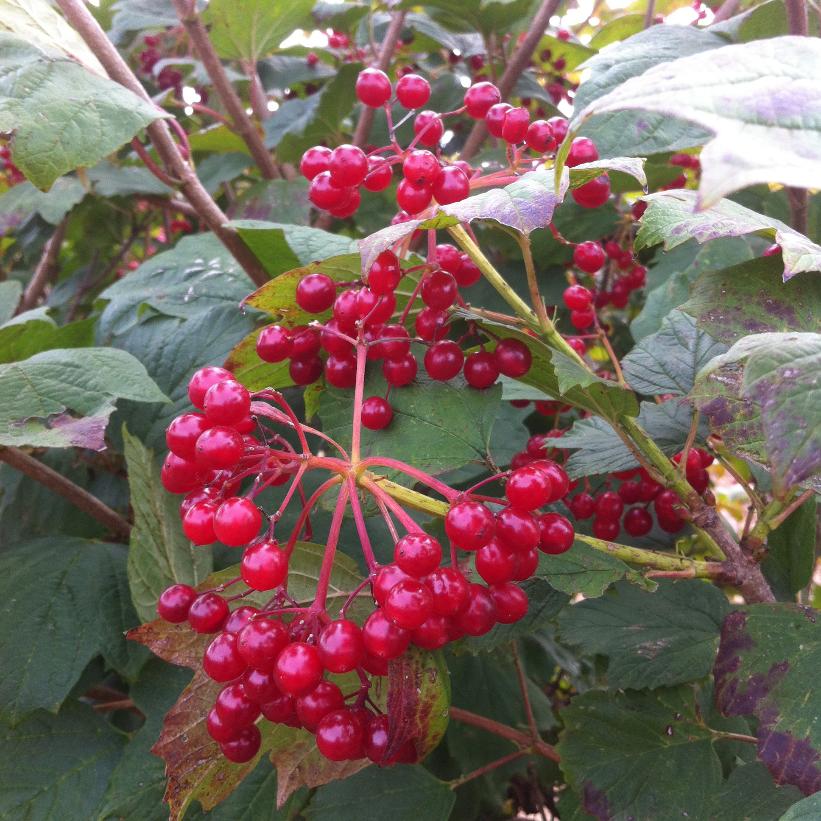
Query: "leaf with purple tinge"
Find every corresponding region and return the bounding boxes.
[569,156,647,191]
[693,332,821,494]
[714,604,821,795]
[635,190,821,282]
[359,167,569,273]
[386,647,450,763]
[575,36,821,208]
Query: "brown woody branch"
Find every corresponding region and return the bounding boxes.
[460,0,562,160]
[0,446,131,541]
[56,0,269,288]
[17,219,68,314]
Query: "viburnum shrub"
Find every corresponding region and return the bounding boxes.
[1,0,820,818]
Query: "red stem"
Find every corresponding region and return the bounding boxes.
[346,475,378,571]
[351,341,369,464]
[312,483,350,611]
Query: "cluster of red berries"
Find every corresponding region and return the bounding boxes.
[253,245,534,428]
[136,32,184,95]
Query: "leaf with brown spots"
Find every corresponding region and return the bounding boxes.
[714,604,821,795]
[127,619,209,670]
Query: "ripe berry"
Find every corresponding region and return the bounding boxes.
[188,367,235,410]
[316,709,365,761]
[496,507,540,552]
[318,619,364,673]
[328,188,360,218]
[157,583,197,622]
[329,144,368,187]
[384,579,433,630]
[548,116,569,141]
[296,273,336,313]
[361,396,393,430]
[363,157,393,191]
[396,73,431,108]
[207,708,237,743]
[413,110,443,146]
[501,106,530,143]
[525,119,556,153]
[241,539,288,590]
[194,426,242,470]
[274,642,323,696]
[379,324,410,359]
[618,480,642,505]
[166,413,210,461]
[411,614,450,651]
[596,491,624,520]
[396,179,432,214]
[624,507,653,537]
[572,174,611,208]
[511,547,539,581]
[566,137,599,167]
[291,326,321,357]
[563,284,593,311]
[570,308,595,329]
[383,353,418,386]
[204,380,250,426]
[362,609,410,659]
[464,81,501,118]
[309,171,351,210]
[506,466,551,510]
[538,512,574,554]
[372,563,413,606]
[425,566,469,615]
[300,145,332,180]
[485,102,511,137]
[296,681,345,731]
[213,497,263,547]
[188,592,229,633]
[464,351,499,389]
[453,584,496,636]
[225,605,259,635]
[355,67,392,107]
[394,533,442,577]
[490,582,528,623]
[573,241,605,273]
[592,516,620,540]
[325,354,357,388]
[403,150,441,187]
[475,539,515,585]
[289,355,324,385]
[237,619,288,669]
[357,288,395,324]
[445,500,495,551]
[415,306,450,341]
[257,325,292,362]
[494,338,532,377]
[454,254,481,287]
[432,166,470,204]
[220,725,261,763]
[424,341,464,381]
[421,271,457,309]
[242,668,281,703]
[183,500,219,545]
[204,632,247,682]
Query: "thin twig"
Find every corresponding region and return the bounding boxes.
[461,0,562,160]
[0,446,131,540]
[767,489,815,532]
[643,0,656,28]
[511,643,540,743]
[449,750,528,789]
[17,219,68,314]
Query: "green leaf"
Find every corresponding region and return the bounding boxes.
[306,766,455,821]
[576,36,821,206]
[86,160,171,197]
[0,701,125,819]
[201,0,314,61]
[0,280,21,324]
[694,332,821,492]
[709,0,790,42]
[0,308,93,363]
[539,540,649,598]
[709,761,804,821]
[229,222,357,278]
[557,686,722,820]
[123,427,212,623]
[636,190,821,280]
[0,34,164,189]
[568,156,647,191]
[229,178,312,225]
[588,13,644,49]
[0,538,140,723]
[559,580,730,689]
[98,233,254,337]
[319,373,505,478]
[194,151,250,194]
[387,648,450,762]
[781,793,821,820]
[108,0,178,43]
[681,255,821,344]
[622,309,728,395]
[714,604,821,794]
[0,177,85,234]
[763,496,817,600]
[0,347,167,449]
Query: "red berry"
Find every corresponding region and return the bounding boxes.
[572,174,611,208]
[596,491,624,520]
[206,708,237,743]
[415,306,450,341]
[241,539,288,590]
[182,500,219,545]
[413,110,443,146]
[494,338,532,377]
[318,619,364,673]
[225,605,259,635]
[309,171,352,210]
[496,507,540,552]
[188,367,235,409]
[188,592,229,633]
[624,507,653,537]
[203,380,250,426]
[501,106,530,143]
[411,614,450,650]
[464,351,500,389]
[464,81,501,118]
[257,325,292,362]
[194,426,242,470]
[157,583,197,622]
[446,500,495,551]
[237,619,288,669]
[475,539,515,585]
[362,609,410,659]
[454,254,481,287]
[435,243,462,273]
[274,642,323,696]
[289,355,324,385]
[383,353,418,386]
[324,353,357,388]
[316,709,365,761]
[453,584,496,636]
[361,396,393,430]
[328,188,361,218]
[242,667,281,703]
[384,579,433,630]
[424,340,464,380]
[538,512,574,554]
[573,241,605,273]
[355,67,391,107]
[290,325,321,358]
[618,480,642,505]
[570,308,595,330]
[204,632,248,682]
[432,165,470,204]
[363,157,393,191]
[329,144,368,187]
[525,119,556,153]
[491,582,528,623]
[372,563,413,606]
[296,273,336,313]
[213,497,263,547]
[396,179,432,214]
[368,250,401,295]
[563,284,593,311]
[296,680,345,731]
[403,150,441,187]
[506,466,551,510]
[592,516,620,540]
[220,724,261,763]
[166,413,210,461]
[357,288,395,324]
[299,146,332,180]
[425,566,469,615]
[421,270,457,309]
[566,137,599,168]
[396,73,431,108]
[394,532,442,577]
[485,102,511,137]
[379,324,411,360]
[261,693,299,726]
[548,116,569,142]
[511,547,539,581]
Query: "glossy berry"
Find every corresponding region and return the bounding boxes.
[415,306,450,342]
[207,708,237,743]
[494,338,532,377]
[309,171,351,210]
[424,341,464,381]
[624,507,653,537]
[237,619,288,669]
[445,500,495,551]
[257,325,292,362]
[363,157,393,191]
[511,547,539,581]
[396,179,432,214]
[300,146,332,180]
[324,354,357,388]
[384,579,433,630]
[188,367,235,409]
[596,491,624,520]
[570,308,595,329]
[496,507,540,552]
[383,353,418,386]
[290,355,324,385]
[506,466,551,510]
[464,351,499,389]
[394,532,442,577]
[204,380,250,426]
[361,396,393,430]
[432,165,470,204]
[362,609,410,659]
[563,284,593,311]
[355,67,392,107]
[435,243,462,273]
[296,681,345,731]
[573,241,605,273]
[194,426,242,470]
[188,592,229,633]
[316,709,365,761]
[475,539,515,585]
[572,174,611,208]
[421,271,457,309]
[592,516,620,540]
[213,497,262,547]
[204,632,247,682]
[379,324,411,359]
[413,110,443,146]
[525,119,556,153]
[368,251,401,297]
[548,116,569,142]
[373,563,413,606]
[166,413,210,461]
[225,606,259,635]
[491,582,529,624]
[566,137,599,167]
[538,512,574,554]
[182,500,219,545]
[485,102,511,137]
[402,150,441,187]
[274,642,323,696]
[464,81,501,118]
[157,583,197,622]
[329,144,368,187]
[396,73,431,108]
[239,667,279,704]
[296,273,336,313]
[501,106,530,143]
[220,725,261,763]
[425,566,470,616]
[318,619,365,673]
[241,539,288,590]
[454,584,496,636]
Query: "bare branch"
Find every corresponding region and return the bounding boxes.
[17,218,67,314]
